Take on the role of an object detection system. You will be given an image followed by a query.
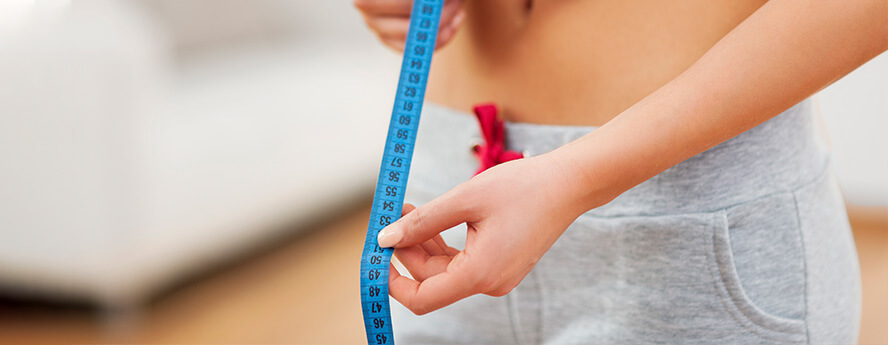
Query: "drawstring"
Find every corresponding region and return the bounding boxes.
[471,104,524,175]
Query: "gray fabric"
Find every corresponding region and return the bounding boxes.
[391,99,861,344]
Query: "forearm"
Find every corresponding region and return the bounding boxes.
[551,0,888,211]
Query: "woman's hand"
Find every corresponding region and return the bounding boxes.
[378,154,597,315]
[354,0,465,51]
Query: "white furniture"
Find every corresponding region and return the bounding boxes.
[0,0,399,306]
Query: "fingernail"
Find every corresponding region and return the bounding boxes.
[377,226,403,248]
[451,11,465,29]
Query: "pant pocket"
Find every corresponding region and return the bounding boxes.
[536,207,809,344]
[538,212,724,344]
[708,192,809,340]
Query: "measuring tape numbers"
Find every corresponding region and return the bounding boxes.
[360,1,444,344]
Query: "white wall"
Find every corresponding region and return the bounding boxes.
[818,52,888,206]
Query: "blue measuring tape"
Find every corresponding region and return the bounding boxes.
[360,1,444,344]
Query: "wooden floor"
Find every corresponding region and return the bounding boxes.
[850,206,888,345]
[0,203,884,345]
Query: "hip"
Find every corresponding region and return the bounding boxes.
[395,98,861,344]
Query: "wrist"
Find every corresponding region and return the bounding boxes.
[532,150,618,218]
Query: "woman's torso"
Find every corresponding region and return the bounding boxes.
[427,0,768,126]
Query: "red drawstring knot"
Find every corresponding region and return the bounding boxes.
[471,103,524,175]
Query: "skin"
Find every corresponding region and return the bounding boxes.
[355,0,888,315]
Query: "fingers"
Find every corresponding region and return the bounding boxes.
[402,203,447,257]
[432,234,460,256]
[356,0,411,52]
[357,0,465,51]
[419,239,446,256]
[362,15,411,40]
[393,245,452,281]
[438,0,465,34]
[356,0,461,21]
[435,20,460,49]
[401,203,416,216]
[401,203,445,255]
[389,252,482,315]
[378,188,473,248]
[400,204,459,255]
[395,233,459,280]
[439,0,463,30]
[353,0,412,16]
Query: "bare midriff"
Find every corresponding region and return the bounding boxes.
[427,0,768,126]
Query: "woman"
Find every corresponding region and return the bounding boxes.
[356,0,887,343]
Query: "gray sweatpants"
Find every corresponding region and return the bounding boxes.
[391,99,862,344]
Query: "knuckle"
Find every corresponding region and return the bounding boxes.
[405,207,426,235]
[407,301,432,316]
[446,185,476,215]
[472,274,498,293]
[450,182,474,200]
[486,285,513,297]
[496,281,518,296]
[483,277,514,296]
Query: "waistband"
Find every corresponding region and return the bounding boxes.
[410,100,830,217]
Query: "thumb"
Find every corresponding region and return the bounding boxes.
[378,190,472,248]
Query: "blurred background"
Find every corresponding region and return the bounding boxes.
[0,0,884,344]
